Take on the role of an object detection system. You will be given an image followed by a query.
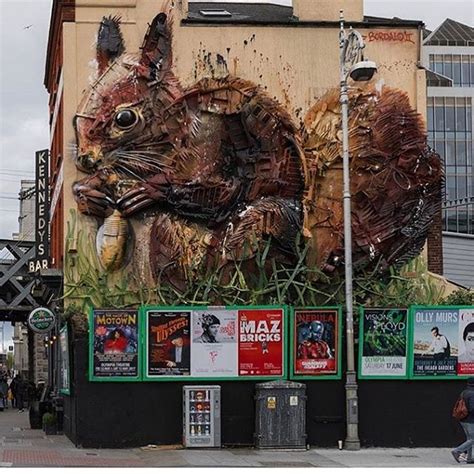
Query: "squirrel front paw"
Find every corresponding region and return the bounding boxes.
[72,181,115,218]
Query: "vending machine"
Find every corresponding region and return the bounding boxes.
[183,385,221,448]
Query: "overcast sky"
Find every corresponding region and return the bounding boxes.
[0,0,473,347]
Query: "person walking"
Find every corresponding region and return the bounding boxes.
[0,376,8,409]
[9,375,18,408]
[14,375,25,413]
[452,377,474,464]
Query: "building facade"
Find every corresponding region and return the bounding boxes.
[422,18,474,288]
[43,0,457,449]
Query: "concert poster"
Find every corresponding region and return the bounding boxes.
[360,308,408,377]
[238,308,284,377]
[412,308,458,377]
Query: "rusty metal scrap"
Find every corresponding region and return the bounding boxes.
[96,16,125,76]
[72,10,442,288]
[303,86,442,274]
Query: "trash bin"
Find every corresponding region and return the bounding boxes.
[254,380,307,449]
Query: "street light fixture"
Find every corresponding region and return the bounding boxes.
[339,10,377,451]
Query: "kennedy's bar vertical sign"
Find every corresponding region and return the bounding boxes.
[29,149,50,273]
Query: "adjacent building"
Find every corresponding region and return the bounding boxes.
[422,18,474,288]
[10,179,49,383]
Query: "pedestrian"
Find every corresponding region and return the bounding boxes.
[452,377,474,464]
[14,375,25,413]
[9,375,18,408]
[0,377,8,409]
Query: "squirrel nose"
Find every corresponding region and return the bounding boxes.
[77,153,102,171]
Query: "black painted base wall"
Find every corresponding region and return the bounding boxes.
[64,338,467,449]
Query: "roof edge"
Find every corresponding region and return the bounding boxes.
[182,18,424,28]
[44,0,75,91]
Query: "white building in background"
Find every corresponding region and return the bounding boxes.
[422,18,474,288]
[12,179,35,241]
[12,325,29,377]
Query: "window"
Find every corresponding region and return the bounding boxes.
[452,55,461,86]
[428,97,474,234]
[445,97,455,131]
[428,54,474,87]
[462,56,470,86]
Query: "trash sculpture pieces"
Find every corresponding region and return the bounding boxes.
[72,13,442,290]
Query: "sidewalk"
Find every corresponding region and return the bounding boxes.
[0,408,470,468]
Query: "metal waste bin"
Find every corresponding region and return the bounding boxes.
[254,380,307,449]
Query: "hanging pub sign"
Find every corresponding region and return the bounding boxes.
[59,325,70,394]
[143,306,286,381]
[410,306,474,379]
[29,149,50,273]
[28,307,56,333]
[358,308,408,379]
[290,307,342,380]
[89,309,140,381]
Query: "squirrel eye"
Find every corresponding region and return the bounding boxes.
[114,109,138,129]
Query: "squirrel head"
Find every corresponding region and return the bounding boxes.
[74,11,182,175]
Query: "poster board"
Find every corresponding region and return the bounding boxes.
[89,309,141,382]
[59,325,70,394]
[142,305,287,381]
[409,305,474,380]
[289,307,342,380]
[358,308,409,380]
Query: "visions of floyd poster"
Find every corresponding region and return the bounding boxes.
[360,308,408,378]
[293,309,339,376]
[92,309,139,378]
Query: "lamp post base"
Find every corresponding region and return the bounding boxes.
[344,437,361,451]
[345,370,360,450]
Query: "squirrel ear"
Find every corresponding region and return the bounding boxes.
[96,16,125,75]
[139,12,172,80]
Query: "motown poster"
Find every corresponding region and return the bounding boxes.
[412,308,458,376]
[191,310,238,377]
[92,309,139,378]
[238,309,284,376]
[360,308,408,377]
[458,308,474,375]
[59,326,70,392]
[147,310,191,376]
[294,309,338,375]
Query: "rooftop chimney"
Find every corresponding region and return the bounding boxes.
[293,0,363,22]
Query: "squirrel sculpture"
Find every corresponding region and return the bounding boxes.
[73,11,441,289]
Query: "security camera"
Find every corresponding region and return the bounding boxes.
[349,60,377,82]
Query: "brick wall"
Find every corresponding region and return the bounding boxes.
[427,201,443,275]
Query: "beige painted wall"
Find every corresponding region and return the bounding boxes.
[293,0,363,22]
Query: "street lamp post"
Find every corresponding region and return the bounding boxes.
[339,10,377,451]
